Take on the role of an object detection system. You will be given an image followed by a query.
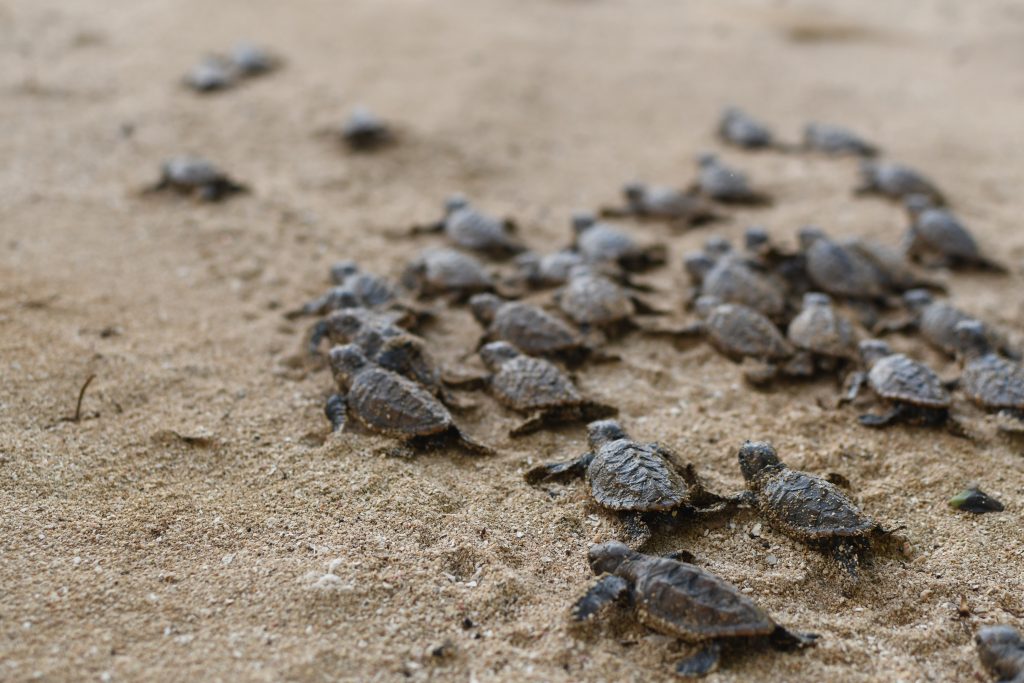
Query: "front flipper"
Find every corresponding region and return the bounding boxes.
[840,371,866,404]
[858,404,906,428]
[325,394,348,432]
[832,541,861,579]
[572,574,629,621]
[621,512,652,549]
[509,412,549,438]
[675,641,721,678]
[769,626,818,650]
[524,452,594,485]
[450,427,495,456]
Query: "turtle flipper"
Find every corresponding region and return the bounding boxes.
[509,413,549,438]
[580,400,618,422]
[450,427,495,456]
[325,394,348,432]
[307,319,330,355]
[571,574,629,621]
[858,405,905,428]
[769,626,818,650]
[840,371,866,404]
[524,452,594,485]
[675,641,721,678]
[621,512,652,549]
[832,541,861,579]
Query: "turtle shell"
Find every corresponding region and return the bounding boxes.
[752,467,875,541]
[863,162,944,203]
[630,185,707,219]
[587,440,688,511]
[919,301,973,355]
[913,210,980,261]
[787,301,857,359]
[804,123,877,157]
[703,257,786,319]
[348,365,452,437]
[699,161,754,202]
[705,303,793,361]
[163,157,225,187]
[867,353,950,407]
[405,248,493,295]
[961,354,1024,410]
[445,206,522,254]
[805,238,886,299]
[620,554,777,641]
[560,273,634,326]
[843,238,926,292]
[490,355,582,411]
[718,108,774,149]
[576,223,639,264]
[489,301,581,356]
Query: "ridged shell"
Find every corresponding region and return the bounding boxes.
[445,207,521,254]
[490,355,581,411]
[703,258,786,319]
[577,224,637,264]
[755,468,874,540]
[349,366,452,436]
[805,239,885,299]
[490,302,580,355]
[706,304,792,360]
[868,354,950,407]
[587,441,687,511]
[560,274,634,326]
[787,304,857,358]
[914,210,980,261]
[962,354,1024,409]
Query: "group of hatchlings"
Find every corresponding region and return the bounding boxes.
[157,49,1024,679]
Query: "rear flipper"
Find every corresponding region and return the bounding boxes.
[524,452,594,484]
[832,541,862,580]
[571,574,629,621]
[675,641,721,678]
[858,404,907,428]
[325,394,347,432]
[450,427,495,456]
[769,626,818,651]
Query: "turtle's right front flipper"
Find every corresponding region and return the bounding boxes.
[523,452,594,485]
[571,574,629,621]
[325,394,348,432]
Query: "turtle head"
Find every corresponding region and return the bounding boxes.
[696,152,718,167]
[694,295,722,318]
[329,260,360,284]
[588,541,634,576]
[903,193,934,216]
[328,286,361,310]
[704,235,732,256]
[325,309,366,341]
[738,441,782,481]
[802,292,832,308]
[976,625,1024,668]
[683,252,714,283]
[328,344,369,383]
[953,320,991,360]
[622,181,645,202]
[858,339,892,367]
[479,341,520,370]
[587,419,629,449]
[902,288,934,311]
[468,293,503,325]
[797,226,827,251]
[444,193,469,214]
[743,226,770,252]
[571,211,597,234]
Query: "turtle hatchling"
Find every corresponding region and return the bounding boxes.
[288,261,398,319]
[478,342,616,436]
[900,290,1018,360]
[803,123,878,157]
[556,265,656,337]
[600,182,722,227]
[572,212,666,271]
[738,441,895,580]
[844,339,952,428]
[511,249,586,290]
[717,107,777,150]
[903,195,1005,272]
[787,293,859,371]
[799,228,888,301]
[684,249,787,322]
[574,542,816,677]
[953,320,1024,430]
[417,195,524,257]
[856,161,946,205]
[975,625,1024,683]
[842,236,944,293]
[230,43,279,76]
[326,344,491,455]
[693,153,771,205]
[145,156,247,202]
[525,420,736,547]
[401,248,495,301]
[184,56,235,92]
[340,106,393,150]
[469,293,588,362]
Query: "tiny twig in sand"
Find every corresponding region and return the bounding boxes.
[61,374,96,423]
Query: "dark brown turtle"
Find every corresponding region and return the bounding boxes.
[787,293,859,371]
[572,213,666,272]
[738,441,895,580]
[842,236,945,293]
[599,182,722,227]
[976,625,1024,683]
[510,249,587,289]
[802,123,878,157]
[555,265,639,336]
[717,107,776,150]
[288,261,399,319]
[684,250,787,322]
[799,228,888,301]
[401,248,496,301]
[743,228,812,297]
[953,320,1024,430]
[855,161,946,205]
[326,344,492,455]
[469,293,588,362]
[340,106,393,150]
[903,195,1005,272]
[525,420,736,547]
[415,195,525,258]
[184,56,235,92]
[844,339,952,428]
[478,342,616,436]
[574,542,816,677]
[145,156,247,202]
[899,290,1019,360]
[230,43,279,76]
[692,153,771,205]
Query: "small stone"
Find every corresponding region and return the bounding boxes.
[949,486,1004,513]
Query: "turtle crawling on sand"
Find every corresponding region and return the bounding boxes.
[953,321,1024,431]
[975,625,1024,683]
[855,161,946,205]
[340,106,393,150]
[401,248,496,301]
[803,123,878,157]
[145,156,247,202]
[737,441,896,581]
[469,293,588,362]
[693,153,771,205]
[416,195,525,258]
[571,213,666,271]
[786,293,859,372]
[599,182,722,227]
[717,107,776,150]
[903,195,1005,272]
[573,541,816,678]
[326,344,492,455]
[898,290,1018,360]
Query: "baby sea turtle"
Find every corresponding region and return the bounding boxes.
[288,261,398,318]
[478,342,616,436]
[510,249,586,289]
[802,123,878,157]
[899,290,1018,360]
[953,320,1024,430]
[401,248,496,301]
[555,266,661,338]
[743,227,812,297]
[184,56,235,92]
[469,293,587,362]
[682,297,811,385]
[684,250,787,322]
[574,542,816,677]
[600,182,722,227]
[842,237,944,294]
[738,441,894,580]
[145,156,247,202]
[799,228,888,301]
[975,625,1024,683]
[903,196,1005,272]
[844,339,952,428]
[525,420,736,547]
[717,107,776,150]
[340,106,393,150]
[787,293,859,371]
[326,344,491,455]
[855,161,946,205]
[572,213,666,272]
[693,154,771,205]
[230,43,279,76]
[416,195,524,258]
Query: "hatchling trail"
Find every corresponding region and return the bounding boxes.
[2,1,1024,682]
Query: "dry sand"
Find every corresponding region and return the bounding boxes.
[3,0,1024,681]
